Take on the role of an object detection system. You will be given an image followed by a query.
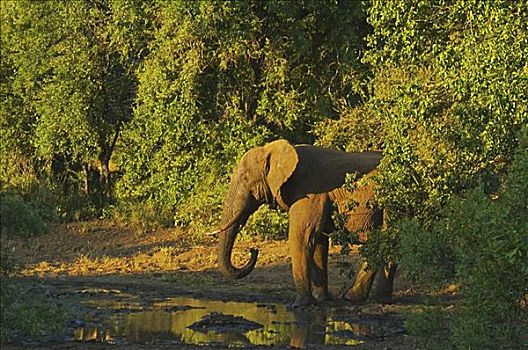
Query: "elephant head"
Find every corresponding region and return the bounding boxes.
[216,139,383,280]
[217,140,298,279]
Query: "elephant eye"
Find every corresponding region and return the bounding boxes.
[236,168,250,182]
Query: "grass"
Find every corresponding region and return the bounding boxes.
[405,306,453,350]
[23,246,185,276]
[1,278,68,343]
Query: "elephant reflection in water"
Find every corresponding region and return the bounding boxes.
[214,139,395,306]
[289,308,372,348]
[289,308,327,348]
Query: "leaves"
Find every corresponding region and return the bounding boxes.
[1,0,153,213]
[115,0,369,226]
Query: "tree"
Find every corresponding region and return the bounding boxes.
[1,0,153,214]
[318,0,527,218]
[117,0,370,228]
[314,2,527,346]
[368,0,527,218]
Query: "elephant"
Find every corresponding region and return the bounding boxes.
[213,139,395,306]
[333,169,397,304]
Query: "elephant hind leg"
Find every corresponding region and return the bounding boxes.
[342,259,376,303]
[311,233,330,302]
[368,263,396,303]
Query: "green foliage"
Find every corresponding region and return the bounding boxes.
[448,142,528,349]
[0,192,47,236]
[0,279,68,343]
[314,105,384,151]
[240,206,289,241]
[0,245,17,274]
[117,0,369,229]
[397,127,528,349]
[369,0,527,219]
[1,0,370,234]
[501,127,528,225]
[1,1,527,344]
[317,0,527,220]
[317,3,527,345]
[174,170,231,239]
[328,211,358,278]
[358,227,398,271]
[320,4,526,340]
[1,0,154,213]
[395,218,454,288]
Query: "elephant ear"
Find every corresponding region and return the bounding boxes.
[290,145,383,196]
[264,139,298,198]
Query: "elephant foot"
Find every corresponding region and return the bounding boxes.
[341,288,369,304]
[342,260,376,304]
[342,294,368,304]
[292,294,317,307]
[313,289,332,302]
[368,264,396,304]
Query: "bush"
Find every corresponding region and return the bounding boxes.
[240,206,289,241]
[397,127,528,349]
[1,154,98,223]
[0,244,16,274]
[115,0,370,233]
[448,188,526,349]
[174,171,229,240]
[448,129,528,349]
[396,218,454,289]
[0,192,46,236]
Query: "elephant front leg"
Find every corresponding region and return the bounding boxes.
[288,232,316,307]
[342,259,376,303]
[288,196,328,307]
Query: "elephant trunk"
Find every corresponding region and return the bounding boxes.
[217,180,259,279]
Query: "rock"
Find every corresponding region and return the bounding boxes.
[187,312,263,333]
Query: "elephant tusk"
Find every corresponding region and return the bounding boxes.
[207,211,241,236]
[205,229,220,236]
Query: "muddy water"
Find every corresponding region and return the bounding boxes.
[74,297,376,347]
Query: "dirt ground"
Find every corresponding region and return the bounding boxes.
[1,220,452,349]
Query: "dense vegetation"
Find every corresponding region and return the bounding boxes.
[1,0,526,347]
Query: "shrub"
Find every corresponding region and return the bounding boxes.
[116,0,370,233]
[448,129,528,349]
[0,244,16,274]
[396,127,528,349]
[174,170,229,241]
[239,206,289,241]
[396,218,454,289]
[448,188,526,349]
[0,192,46,236]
